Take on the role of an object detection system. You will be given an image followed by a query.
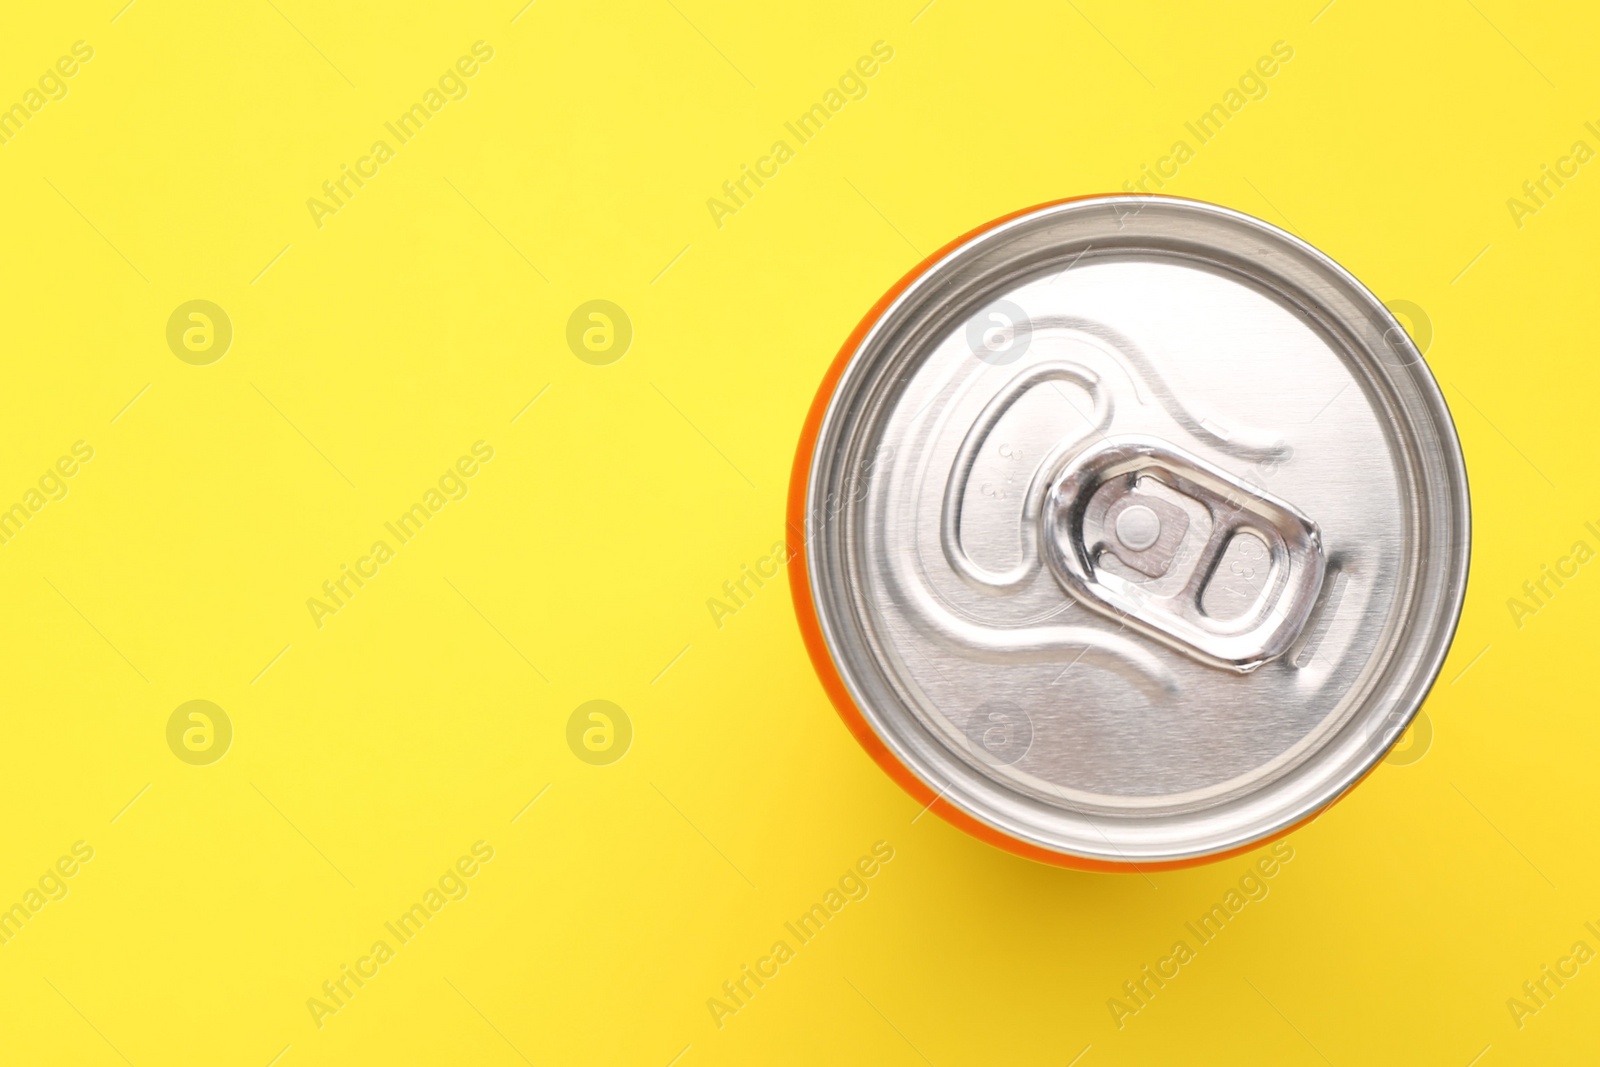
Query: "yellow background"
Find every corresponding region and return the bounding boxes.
[1,0,1595,1063]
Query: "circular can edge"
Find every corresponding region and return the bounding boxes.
[785,192,1468,872]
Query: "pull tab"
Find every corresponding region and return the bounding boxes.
[1041,436,1324,673]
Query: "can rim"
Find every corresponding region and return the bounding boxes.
[788,194,1470,870]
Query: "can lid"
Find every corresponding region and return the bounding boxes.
[798,196,1469,866]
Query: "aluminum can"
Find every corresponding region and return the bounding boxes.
[788,195,1470,869]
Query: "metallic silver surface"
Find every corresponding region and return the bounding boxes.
[804,197,1470,864]
[1042,435,1326,672]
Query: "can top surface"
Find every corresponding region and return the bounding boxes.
[801,196,1469,865]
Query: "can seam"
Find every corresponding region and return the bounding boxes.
[787,193,1468,871]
